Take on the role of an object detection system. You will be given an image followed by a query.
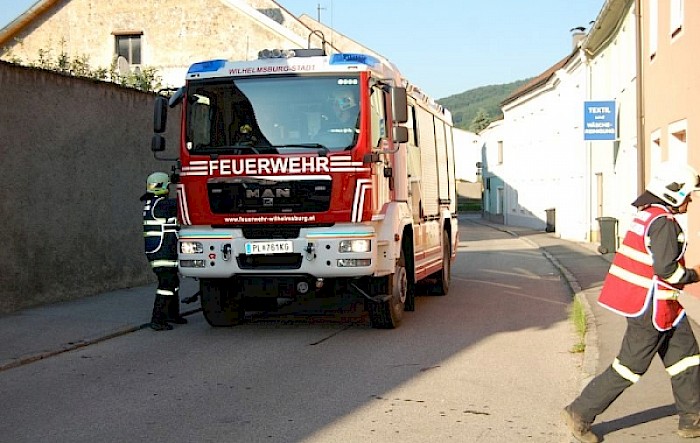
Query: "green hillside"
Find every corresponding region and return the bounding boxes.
[437,78,532,133]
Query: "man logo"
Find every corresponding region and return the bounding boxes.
[245,188,291,198]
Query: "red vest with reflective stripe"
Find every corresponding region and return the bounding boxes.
[598,205,685,331]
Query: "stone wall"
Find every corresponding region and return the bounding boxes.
[0,61,180,313]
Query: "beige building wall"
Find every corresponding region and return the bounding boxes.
[643,0,700,166]
[0,0,326,87]
[642,0,700,291]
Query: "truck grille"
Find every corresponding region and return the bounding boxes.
[242,226,300,239]
[208,178,331,214]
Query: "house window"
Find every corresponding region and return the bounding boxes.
[668,120,688,164]
[649,0,658,59]
[114,33,142,65]
[497,140,503,164]
[670,0,684,38]
[650,129,662,166]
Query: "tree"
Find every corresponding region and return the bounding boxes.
[470,108,491,133]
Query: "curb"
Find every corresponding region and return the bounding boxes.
[0,325,141,373]
[519,237,600,390]
[0,307,201,373]
[467,217,602,392]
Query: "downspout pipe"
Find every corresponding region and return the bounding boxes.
[635,0,645,194]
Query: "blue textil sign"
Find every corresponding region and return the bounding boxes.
[584,101,616,141]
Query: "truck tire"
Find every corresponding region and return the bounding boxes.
[433,231,451,296]
[201,278,244,327]
[368,249,407,329]
[403,237,416,312]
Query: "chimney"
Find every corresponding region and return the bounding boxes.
[570,26,587,50]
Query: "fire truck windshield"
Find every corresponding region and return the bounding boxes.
[185,76,360,155]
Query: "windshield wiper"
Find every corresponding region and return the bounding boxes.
[270,143,330,157]
[194,144,279,155]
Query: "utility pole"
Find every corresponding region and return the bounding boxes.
[317,3,326,22]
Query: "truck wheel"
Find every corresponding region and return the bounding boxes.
[201,278,244,327]
[433,231,451,296]
[368,249,407,329]
[404,240,416,312]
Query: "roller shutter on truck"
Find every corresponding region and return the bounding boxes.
[434,118,451,206]
[445,126,457,213]
[416,108,439,217]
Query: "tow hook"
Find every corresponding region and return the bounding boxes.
[221,243,232,261]
[304,242,316,260]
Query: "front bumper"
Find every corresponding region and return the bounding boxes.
[178,224,377,279]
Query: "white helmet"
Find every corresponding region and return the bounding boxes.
[646,162,700,207]
[146,171,170,196]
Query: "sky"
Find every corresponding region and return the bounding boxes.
[0,0,606,99]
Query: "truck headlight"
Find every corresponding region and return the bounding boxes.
[180,241,203,254]
[338,239,371,253]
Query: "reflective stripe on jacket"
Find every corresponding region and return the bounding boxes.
[598,204,685,331]
[142,196,178,268]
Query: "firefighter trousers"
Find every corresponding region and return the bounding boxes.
[570,307,700,423]
[152,267,180,321]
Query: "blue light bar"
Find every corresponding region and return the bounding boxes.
[330,53,380,67]
[188,59,226,74]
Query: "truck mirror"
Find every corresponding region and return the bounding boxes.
[393,126,409,144]
[392,87,408,124]
[154,96,168,133]
[151,134,165,152]
[168,87,185,107]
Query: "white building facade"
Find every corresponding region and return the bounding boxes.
[480,0,639,246]
[582,0,639,244]
[479,119,505,223]
[493,49,589,240]
[453,128,482,183]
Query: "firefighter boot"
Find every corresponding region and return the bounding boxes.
[150,294,173,331]
[678,413,700,438]
[562,405,600,443]
[166,294,188,325]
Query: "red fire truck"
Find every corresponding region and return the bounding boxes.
[151,46,458,329]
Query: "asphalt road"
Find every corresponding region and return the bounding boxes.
[0,218,581,443]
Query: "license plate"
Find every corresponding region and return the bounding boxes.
[245,240,293,255]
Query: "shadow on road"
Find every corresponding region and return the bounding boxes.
[593,404,677,438]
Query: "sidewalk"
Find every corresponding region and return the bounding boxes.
[0,278,199,371]
[2,219,699,441]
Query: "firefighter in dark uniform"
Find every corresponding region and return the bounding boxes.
[140,172,187,331]
[563,162,700,442]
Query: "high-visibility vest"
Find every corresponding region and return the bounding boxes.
[142,196,179,269]
[598,204,685,331]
